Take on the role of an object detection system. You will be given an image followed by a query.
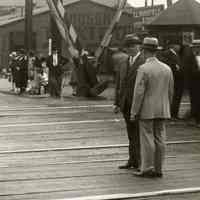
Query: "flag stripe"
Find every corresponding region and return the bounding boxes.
[46,0,78,58]
[95,0,127,59]
[57,0,65,18]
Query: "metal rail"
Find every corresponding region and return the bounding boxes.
[0,140,200,154]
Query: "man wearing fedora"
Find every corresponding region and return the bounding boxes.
[158,40,184,120]
[131,37,174,177]
[114,34,145,170]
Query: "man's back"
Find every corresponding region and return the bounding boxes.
[131,57,174,119]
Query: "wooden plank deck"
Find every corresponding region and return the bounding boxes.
[0,100,199,200]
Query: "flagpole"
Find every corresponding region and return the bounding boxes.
[94,0,127,68]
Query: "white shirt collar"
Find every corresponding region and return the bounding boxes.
[170,48,177,55]
[146,56,157,63]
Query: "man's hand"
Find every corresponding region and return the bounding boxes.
[175,64,180,71]
[113,105,120,114]
[130,114,138,122]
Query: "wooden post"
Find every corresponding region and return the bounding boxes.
[49,0,63,98]
[50,0,63,53]
[151,0,154,7]
[145,0,148,7]
[25,0,33,53]
[167,0,173,7]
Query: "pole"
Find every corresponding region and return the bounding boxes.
[50,0,62,53]
[25,0,33,53]
[145,0,148,7]
[24,0,33,93]
[49,0,63,98]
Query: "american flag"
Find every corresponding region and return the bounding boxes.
[46,0,81,58]
[95,0,127,63]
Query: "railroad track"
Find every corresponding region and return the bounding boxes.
[0,103,199,200]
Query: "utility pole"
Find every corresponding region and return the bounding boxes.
[151,0,154,7]
[145,0,148,7]
[49,0,64,98]
[50,0,63,54]
[25,0,33,53]
[167,0,173,8]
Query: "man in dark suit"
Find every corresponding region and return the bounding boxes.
[180,45,200,127]
[14,49,28,94]
[70,53,109,98]
[47,49,69,98]
[114,34,145,169]
[158,42,184,119]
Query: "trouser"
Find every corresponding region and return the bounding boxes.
[189,79,200,124]
[171,78,184,118]
[49,77,62,97]
[76,80,109,98]
[124,117,140,168]
[89,80,109,97]
[139,119,166,173]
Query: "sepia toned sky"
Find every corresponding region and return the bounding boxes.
[0,0,200,7]
[128,0,200,7]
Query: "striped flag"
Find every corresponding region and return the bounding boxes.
[95,0,127,63]
[69,24,77,43]
[57,0,65,18]
[46,0,79,58]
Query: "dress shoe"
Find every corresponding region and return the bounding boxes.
[196,123,200,128]
[133,170,163,178]
[152,172,163,178]
[118,162,137,169]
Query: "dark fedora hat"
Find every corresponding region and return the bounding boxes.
[142,37,161,51]
[123,34,141,47]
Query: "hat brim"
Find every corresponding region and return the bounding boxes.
[142,44,162,51]
[123,39,142,47]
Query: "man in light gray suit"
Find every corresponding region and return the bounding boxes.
[130,37,174,178]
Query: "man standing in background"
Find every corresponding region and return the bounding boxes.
[114,34,145,170]
[158,41,183,120]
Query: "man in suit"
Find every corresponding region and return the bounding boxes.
[47,49,69,98]
[158,41,183,119]
[131,37,174,177]
[71,52,109,98]
[180,45,200,127]
[114,34,145,170]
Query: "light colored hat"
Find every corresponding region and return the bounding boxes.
[142,37,160,51]
[9,51,17,58]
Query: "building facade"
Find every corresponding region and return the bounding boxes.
[0,0,134,68]
[126,5,164,32]
[147,0,200,46]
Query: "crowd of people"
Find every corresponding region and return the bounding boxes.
[113,34,200,178]
[8,50,51,95]
[5,33,200,179]
[8,48,109,98]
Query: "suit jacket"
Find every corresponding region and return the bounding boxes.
[131,57,174,120]
[47,55,69,79]
[114,51,145,117]
[158,49,183,81]
[122,53,145,117]
[113,51,129,107]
